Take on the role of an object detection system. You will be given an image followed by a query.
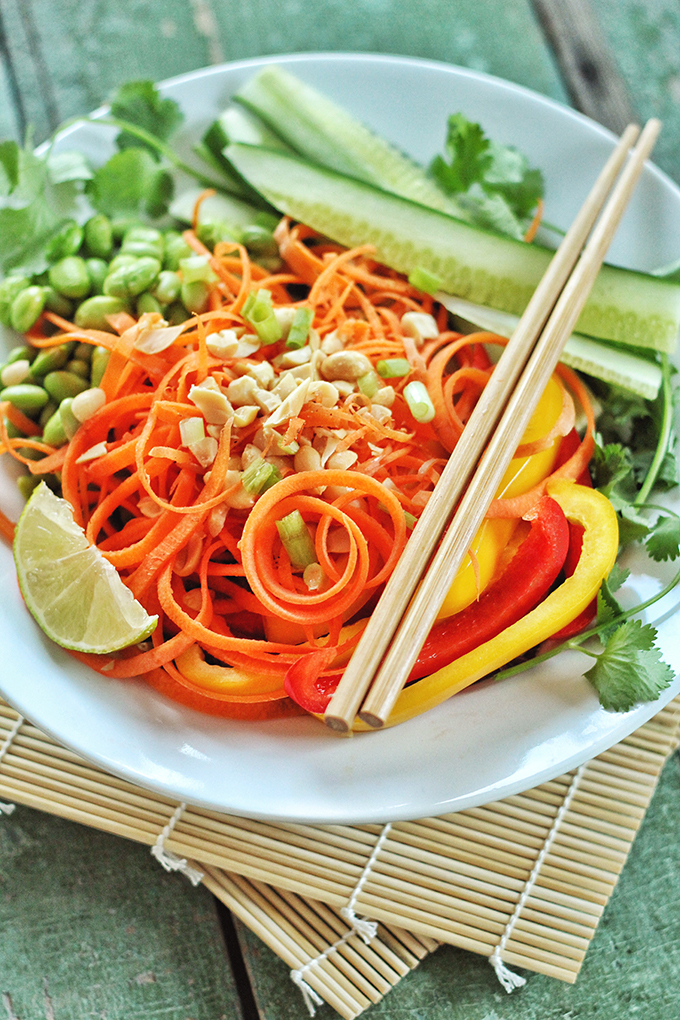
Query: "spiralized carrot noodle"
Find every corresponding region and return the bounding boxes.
[1,219,594,719]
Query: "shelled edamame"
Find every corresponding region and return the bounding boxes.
[0,207,281,497]
[0,211,280,336]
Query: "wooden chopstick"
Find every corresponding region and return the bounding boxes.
[324,118,659,733]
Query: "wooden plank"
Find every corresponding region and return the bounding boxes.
[587,0,680,184]
[0,0,567,144]
[530,0,637,131]
[0,806,246,1020]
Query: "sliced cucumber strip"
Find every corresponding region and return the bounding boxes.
[169,188,264,232]
[234,65,467,218]
[438,294,663,399]
[226,142,680,355]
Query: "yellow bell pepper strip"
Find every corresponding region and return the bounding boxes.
[353,478,619,730]
[437,373,566,619]
[174,643,287,701]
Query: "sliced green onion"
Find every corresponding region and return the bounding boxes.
[242,288,271,318]
[357,371,381,398]
[286,307,314,349]
[376,358,411,378]
[403,380,435,423]
[408,266,443,295]
[404,510,417,530]
[276,509,317,568]
[242,289,283,345]
[242,456,282,495]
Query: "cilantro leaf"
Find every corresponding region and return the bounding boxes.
[617,504,652,546]
[87,148,174,219]
[645,513,680,561]
[591,438,636,506]
[110,81,183,158]
[430,113,543,239]
[585,619,673,711]
[596,566,629,642]
[46,149,93,185]
[430,114,491,193]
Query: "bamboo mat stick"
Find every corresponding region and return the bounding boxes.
[200,865,437,1020]
[0,694,678,990]
[324,123,642,731]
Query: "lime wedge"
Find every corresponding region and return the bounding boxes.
[13,481,157,654]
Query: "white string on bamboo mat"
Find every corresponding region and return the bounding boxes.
[289,822,392,1015]
[150,802,203,886]
[489,762,588,992]
[0,713,24,815]
[290,925,364,1016]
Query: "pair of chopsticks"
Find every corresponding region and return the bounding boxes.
[324,118,661,733]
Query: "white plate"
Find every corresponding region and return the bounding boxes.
[1,53,680,825]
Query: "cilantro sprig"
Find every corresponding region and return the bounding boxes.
[429,113,544,240]
[0,80,229,274]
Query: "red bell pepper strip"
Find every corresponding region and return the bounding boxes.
[407,494,569,681]
[284,494,570,712]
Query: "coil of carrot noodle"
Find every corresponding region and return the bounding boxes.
[1,218,596,719]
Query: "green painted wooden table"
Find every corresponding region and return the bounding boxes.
[1,1,680,1016]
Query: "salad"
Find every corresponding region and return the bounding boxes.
[0,68,679,733]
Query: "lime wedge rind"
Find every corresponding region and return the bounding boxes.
[13,482,158,655]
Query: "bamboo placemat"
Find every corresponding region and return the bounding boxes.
[1,695,679,1017]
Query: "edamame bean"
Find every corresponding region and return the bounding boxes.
[43,370,90,402]
[196,220,237,250]
[9,286,46,333]
[90,346,111,387]
[4,419,25,439]
[111,217,142,242]
[240,224,279,257]
[0,383,50,415]
[30,343,71,377]
[48,256,91,299]
[39,399,58,427]
[152,270,181,305]
[18,445,45,462]
[163,231,193,270]
[108,253,138,274]
[121,225,164,260]
[74,295,126,331]
[83,214,114,259]
[181,279,211,314]
[6,345,36,365]
[42,406,68,446]
[42,286,74,317]
[103,257,161,299]
[45,220,83,262]
[136,292,163,316]
[67,358,91,379]
[59,397,80,440]
[17,474,41,500]
[165,301,191,325]
[85,258,109,294]
[0,276,30,326]
[73,342,93,362]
